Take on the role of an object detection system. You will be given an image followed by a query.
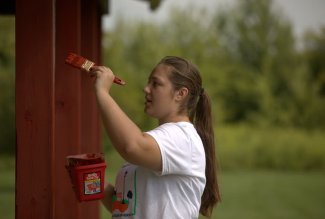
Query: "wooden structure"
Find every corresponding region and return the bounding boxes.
[14,0,105,218]
[0,0,162,218]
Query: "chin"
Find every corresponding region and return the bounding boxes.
[144,108,158,119]
[144,107,151,115]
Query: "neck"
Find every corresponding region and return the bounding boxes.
[158,115,190,125]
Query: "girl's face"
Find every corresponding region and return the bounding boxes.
[144,64,180,124]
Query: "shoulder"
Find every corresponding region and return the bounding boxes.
[146,122,195,140]
[146,122,205,176]
[146,122,203,151]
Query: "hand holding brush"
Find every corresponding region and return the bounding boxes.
[65,52,126,85]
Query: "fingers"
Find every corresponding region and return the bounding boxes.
[89,66,97,77]
[90,66,115,91]
[89,66,114,78]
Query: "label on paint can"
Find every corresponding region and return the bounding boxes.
[84,172,101,195]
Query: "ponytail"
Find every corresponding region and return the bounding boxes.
[194,90,221,217]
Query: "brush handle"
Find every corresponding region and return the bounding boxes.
[64,53,126,86]
[92,65,125,85]
[113,77,126,85]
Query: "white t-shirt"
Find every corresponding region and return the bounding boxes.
[111,122,206,219]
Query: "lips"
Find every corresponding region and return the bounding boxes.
[145,96,152,105]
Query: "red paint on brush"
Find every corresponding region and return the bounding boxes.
[65,52,126,85]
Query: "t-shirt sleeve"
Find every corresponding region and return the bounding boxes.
[146,124,192,176]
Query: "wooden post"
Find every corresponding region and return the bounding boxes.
[16,0,103,218]
[54,0,82,218]
[15,0,56,218]
[80,0,102,154]
[80,1,102,217]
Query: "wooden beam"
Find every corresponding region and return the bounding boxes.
[54,0,82,218]
[80,1,103,217]
[15,0,55,218]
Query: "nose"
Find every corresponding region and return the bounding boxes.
[143,84,150,94]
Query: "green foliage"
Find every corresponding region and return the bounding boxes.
[212,0,325,128]
[213,0,301,125]
[303,27,325,96]
[294,28,325,128]
[102,0,325,129]
[217,125,325,171]
[100,1,325,171]
[0,16,15,154]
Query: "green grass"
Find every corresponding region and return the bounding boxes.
[211,171,325,219]
[0,156,15,219]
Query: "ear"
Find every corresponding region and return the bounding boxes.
[175,87,189,102]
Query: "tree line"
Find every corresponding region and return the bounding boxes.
[103,0,325,131]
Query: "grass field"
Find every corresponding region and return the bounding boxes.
[2,156,325,219]
[211,171,325,219]
[0,156,15,219]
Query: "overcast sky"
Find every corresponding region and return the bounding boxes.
[103,0,325,39]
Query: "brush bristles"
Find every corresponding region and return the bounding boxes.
[65,52,126,85]
[65,53,94,71]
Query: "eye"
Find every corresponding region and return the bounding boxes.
[147,79,159,88]
[152,81,158,87]
[147,76,162,88]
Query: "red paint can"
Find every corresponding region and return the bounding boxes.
[66,153,107,201]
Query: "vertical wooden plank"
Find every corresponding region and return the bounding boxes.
[54,0,82,218]
[80,1,102,218]
[80,0,101,154]
[15,0,55,218]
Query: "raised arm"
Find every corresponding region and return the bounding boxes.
[91,66,162,171]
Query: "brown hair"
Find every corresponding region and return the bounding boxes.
[159,56,221,217]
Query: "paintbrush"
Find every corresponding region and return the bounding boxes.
[65,52,126,85]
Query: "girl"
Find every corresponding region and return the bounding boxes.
[91,56,221,218]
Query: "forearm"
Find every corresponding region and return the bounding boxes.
[95,90,143,158]
[101,183,114,213]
